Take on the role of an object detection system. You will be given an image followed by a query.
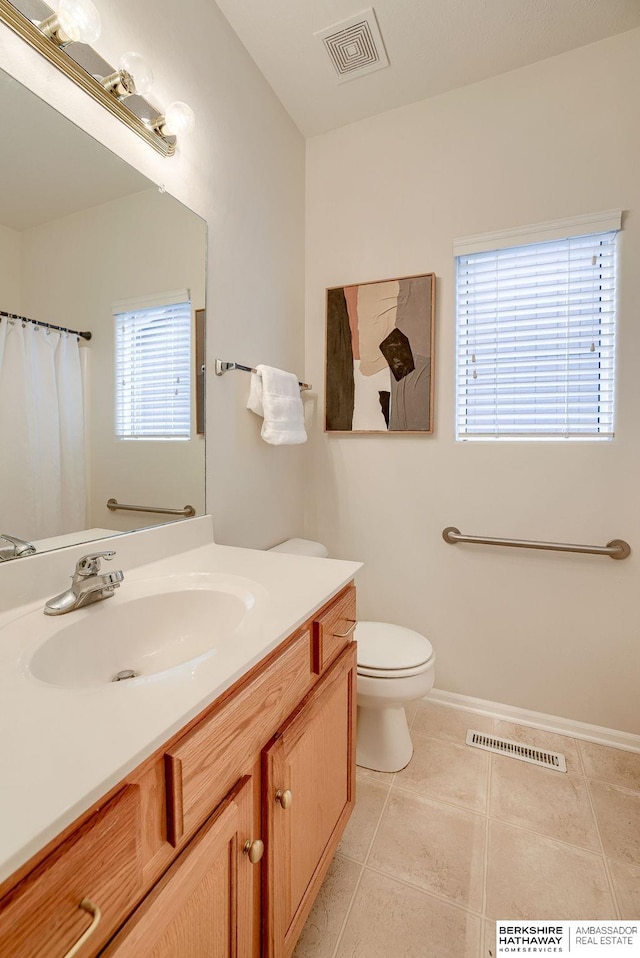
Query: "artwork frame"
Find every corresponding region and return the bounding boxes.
[325,272,435,434]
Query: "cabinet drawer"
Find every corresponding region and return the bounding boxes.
[312,586,357,674]
[0,785,142,958]
[165,630,313,846]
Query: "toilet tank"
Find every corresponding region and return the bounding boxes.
[269,538,329,558]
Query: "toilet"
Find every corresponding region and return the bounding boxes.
[268,538,436,772]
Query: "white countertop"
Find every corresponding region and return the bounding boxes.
[0,537,361,883]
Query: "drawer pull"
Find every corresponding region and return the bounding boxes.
[275,788,293,809]
[63,898,102,958]
[333,620,357,638]
[243,839,265,864]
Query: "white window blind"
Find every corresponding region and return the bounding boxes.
[455,229,618,440]
[114,298,192,439]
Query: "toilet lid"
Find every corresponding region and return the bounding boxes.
[355,621,433,671]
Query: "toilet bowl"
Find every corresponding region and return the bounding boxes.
[355,621,435,772]
[268,539,436,773]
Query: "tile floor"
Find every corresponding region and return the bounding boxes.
[293,700,640,958]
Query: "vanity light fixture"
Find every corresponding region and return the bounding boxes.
[0,0,195,156]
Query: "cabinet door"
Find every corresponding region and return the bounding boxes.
[101,776,258,958]
[262,643,356,958]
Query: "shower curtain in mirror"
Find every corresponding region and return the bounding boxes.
[0,319,87,542]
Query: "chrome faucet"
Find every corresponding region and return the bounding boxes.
[0,534,36,561]
[44,551,124,616]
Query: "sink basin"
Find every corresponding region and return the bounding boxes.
[24,573,266,689]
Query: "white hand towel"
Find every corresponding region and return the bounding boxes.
[247,364,307,445]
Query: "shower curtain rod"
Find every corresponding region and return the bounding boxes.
[0,310,92,341]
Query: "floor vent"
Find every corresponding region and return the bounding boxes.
[316,8,389,83]
[466,730,567,772]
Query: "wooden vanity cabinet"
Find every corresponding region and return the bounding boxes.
[0,583,357,958]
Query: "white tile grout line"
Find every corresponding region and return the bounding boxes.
[327,859,365,958]
[577,740,623,919]
[480,721,496,955]
[329,772,396,958]
[362,773,395,867]
[483,807,625,857]
[356,861,487,920]
[408,702,420,731]
[335,849,487,919]
[390,777,488,815]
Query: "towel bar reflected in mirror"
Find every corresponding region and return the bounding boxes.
[107,499,196,518]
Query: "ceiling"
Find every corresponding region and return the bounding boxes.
[214,0,640,137]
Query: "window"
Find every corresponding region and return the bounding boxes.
[455,212,621,440]
[114,292,192,439]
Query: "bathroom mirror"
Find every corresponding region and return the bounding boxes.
[0,68,207,558]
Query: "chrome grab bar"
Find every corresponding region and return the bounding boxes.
[442,527,631,560]
[107,498,196,518]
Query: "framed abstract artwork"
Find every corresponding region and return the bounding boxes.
[325,272,435,433]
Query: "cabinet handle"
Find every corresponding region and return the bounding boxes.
[243,839,265,864]
[275,788,293,809]
[62,898,102,958]
[333,620,357,638]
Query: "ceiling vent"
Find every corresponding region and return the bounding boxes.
[316,8,389,83]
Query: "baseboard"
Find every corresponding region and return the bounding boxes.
[427,688,640,754]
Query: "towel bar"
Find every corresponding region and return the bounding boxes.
[214,359,311,391]
[442,527,631,560]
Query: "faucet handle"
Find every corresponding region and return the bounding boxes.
[75,551,116,576]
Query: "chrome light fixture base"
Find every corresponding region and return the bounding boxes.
[100,69,136,99]
[0,0,177,156]
[38,13,75,47]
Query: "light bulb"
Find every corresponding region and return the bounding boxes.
[118,52,154,96]
[57,0,101,44]
[162,101,195,137]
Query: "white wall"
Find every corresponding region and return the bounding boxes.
[0,0,306,549]
[305,29,640,734]
[20,189,206,532]
[0,224,22,313]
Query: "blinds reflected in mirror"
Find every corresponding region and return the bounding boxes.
[114,291,192,440]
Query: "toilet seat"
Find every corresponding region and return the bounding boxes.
[355,622,434,679]
[358,662,432,679]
